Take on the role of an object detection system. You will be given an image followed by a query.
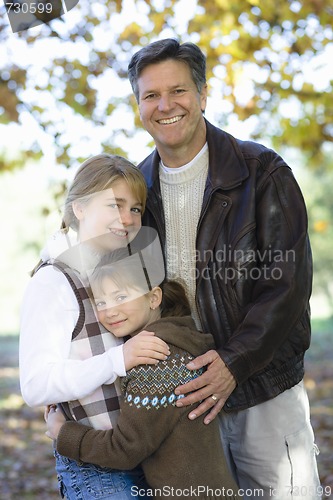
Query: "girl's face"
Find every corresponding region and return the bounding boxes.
[74,179,142,250]
[94,277,161,337]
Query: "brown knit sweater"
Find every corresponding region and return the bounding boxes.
[56,316,241,499]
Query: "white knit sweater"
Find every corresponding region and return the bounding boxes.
[159,144,209,329]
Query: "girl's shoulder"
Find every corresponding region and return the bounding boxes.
[30,262,70,286]
[24,263,77,310]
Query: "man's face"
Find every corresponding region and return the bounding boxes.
[137,59,207,166]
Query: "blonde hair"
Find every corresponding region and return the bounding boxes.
[63,154,147,232]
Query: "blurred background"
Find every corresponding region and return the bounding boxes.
[0,0,332,498]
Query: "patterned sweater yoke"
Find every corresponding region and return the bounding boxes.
[122,316,213,411]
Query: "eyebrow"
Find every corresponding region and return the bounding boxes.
[94,287,123,298]
[106,197,142,206]
[142,83,189,95]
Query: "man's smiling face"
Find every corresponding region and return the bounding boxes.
[137,59,207,167]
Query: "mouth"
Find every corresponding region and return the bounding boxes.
[109,319,127,328]
[157,115,183,125]
[109,228,129,238]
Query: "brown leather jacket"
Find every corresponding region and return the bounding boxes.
[139,119,313,412]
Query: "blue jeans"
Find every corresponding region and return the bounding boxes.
[54,449,150,499]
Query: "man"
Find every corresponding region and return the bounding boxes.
[128,38,321,499]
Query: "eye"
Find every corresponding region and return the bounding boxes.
[108,203,119,209]
[131,207,142,214]
[95,300,106,311]
[116,294,128,303]
[173,88,186,95]
[144,93,157,100]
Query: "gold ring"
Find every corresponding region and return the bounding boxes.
[211,395,218,402]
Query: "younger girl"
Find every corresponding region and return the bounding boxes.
[47,251,241,499]
[20,154,169,499]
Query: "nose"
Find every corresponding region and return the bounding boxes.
[105,305,118,318]
[119,210,134,227]
[158,94,173,112]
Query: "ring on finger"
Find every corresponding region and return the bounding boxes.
[211,395,218,402]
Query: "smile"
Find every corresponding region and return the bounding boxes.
[158,115,183,125]
[109,228,128,237]
[109,319,127,327]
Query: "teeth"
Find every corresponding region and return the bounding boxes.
[109,229,127,237]
[158,116,182,125]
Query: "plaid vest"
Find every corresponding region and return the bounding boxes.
[45,261,122,430]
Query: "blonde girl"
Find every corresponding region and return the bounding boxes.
[20,154,168,499]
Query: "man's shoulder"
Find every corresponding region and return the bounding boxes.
[206,119,276,160]
[234,137,275,159]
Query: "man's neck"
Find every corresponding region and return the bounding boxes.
[159,149,198,169]
[157,135,207,169]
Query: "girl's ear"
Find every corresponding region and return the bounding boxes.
[72,200,84,221]
[149,286,162,310]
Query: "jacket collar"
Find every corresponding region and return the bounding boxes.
[205,119,249,190]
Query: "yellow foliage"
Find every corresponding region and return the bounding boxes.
[0,0,332,170]
[0,86,19,122]
[119,22,145,44]
[314,220,329,233]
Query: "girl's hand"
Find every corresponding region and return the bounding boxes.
[123,330,170,370]
[44,404,57,423]
[45,406,66,440]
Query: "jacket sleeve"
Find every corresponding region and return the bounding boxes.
[220,153,312,383]
[55,350,195,469]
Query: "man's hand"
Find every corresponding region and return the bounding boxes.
[174,350,236,424]
[45,405,66,440]
[123,331,170,370]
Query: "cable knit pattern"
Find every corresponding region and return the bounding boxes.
[159,144,209,329]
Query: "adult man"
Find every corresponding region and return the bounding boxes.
[128,38,320,499]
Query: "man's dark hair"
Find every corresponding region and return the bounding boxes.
[128,38,206,102]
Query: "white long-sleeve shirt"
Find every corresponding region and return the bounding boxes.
[19,233,125,408]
